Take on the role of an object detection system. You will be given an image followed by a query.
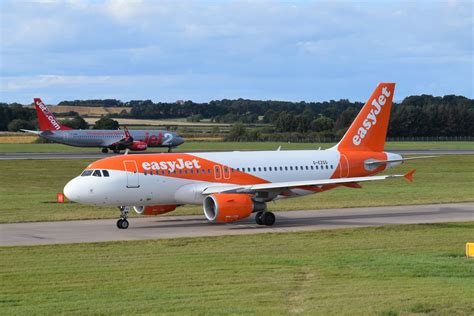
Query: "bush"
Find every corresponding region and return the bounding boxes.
[7,119,33,132]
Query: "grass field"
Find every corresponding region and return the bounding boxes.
[0,155,472,223]
[0,140,473,153]
[1,223,473,314]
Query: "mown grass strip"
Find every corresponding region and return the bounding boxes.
[1,223,473,315]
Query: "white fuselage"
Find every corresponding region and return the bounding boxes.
[63,149,399,207]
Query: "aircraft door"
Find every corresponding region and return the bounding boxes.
[222,166,231,180]
[339,154,350,178]
[214,165,222,180]
[123,160,140,188]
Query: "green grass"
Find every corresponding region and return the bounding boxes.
[0,141,473,152]
[1,223,473,314]
[0,155,473,223]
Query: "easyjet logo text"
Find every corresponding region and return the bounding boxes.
[353,87,391,146]
[142,158,201,173]
[37,101,61,130]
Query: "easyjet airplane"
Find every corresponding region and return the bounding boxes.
[64,83,428,229]
[21,98,184,153]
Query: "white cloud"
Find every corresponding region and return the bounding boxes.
[0,0,472,103]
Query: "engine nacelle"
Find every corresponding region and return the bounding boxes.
[133,205,177,215]
[129,141,147,151]
[203,194,265,223]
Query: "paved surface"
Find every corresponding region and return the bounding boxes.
[1,203,473,246]
[0,149,473,160]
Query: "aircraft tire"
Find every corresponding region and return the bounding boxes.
[102,148,109,153]
[255,211,264,225]
[117,219,129,229]
[262,212,275,226]
[113,149,120,154]
[120,219,129,229]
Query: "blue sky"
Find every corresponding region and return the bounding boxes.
[0,0,472,104]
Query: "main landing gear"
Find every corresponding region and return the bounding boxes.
[117,206,129,229]
[255,211,276,226]
[101,148,109,154]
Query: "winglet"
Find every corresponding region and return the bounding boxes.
[404,169,416,183]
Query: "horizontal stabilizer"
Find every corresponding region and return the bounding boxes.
[20,129,42,135]
[365,156,437,166]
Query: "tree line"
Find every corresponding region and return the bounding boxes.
[1,94,472,138]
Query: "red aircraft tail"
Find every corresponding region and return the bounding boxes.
[34,98,72,131]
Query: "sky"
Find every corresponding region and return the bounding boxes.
[0,0,472,104]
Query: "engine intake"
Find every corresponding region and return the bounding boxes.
[129,141,147,151]
[203,194,265,223]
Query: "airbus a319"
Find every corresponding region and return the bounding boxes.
[64,83,432,229]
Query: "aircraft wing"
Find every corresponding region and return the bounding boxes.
[201,170,415,195]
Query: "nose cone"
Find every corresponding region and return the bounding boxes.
[63,178,81,203]
[174,135,185,146]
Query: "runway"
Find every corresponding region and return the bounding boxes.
[0,149,473,160]
[1,202,473,246]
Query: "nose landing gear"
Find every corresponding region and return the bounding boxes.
[117,206,130,229]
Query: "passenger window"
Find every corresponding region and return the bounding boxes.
[269,167,272,171]
[102,170,110,177]
[331,165,334,169]
[310,166,314,170]
[295,166,298,170]
[92,170,102,177]
[326,165,329,169]
[253,168,256,172]
[285,166,288,171]
[305,166,309,170]
[81,170,93,176]
[290,166,293,171]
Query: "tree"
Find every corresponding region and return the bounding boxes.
[311,116,334,132]
[8,119,33,131]
[225,123,247,141]
[93,117,119,130]
[61,115,89,129]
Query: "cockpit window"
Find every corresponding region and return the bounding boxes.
[92,170,102,177]
[81,170,93,177]
[102,170,110,177]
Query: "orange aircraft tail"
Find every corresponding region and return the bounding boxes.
[336,83,395,152]
[34,98,72,131]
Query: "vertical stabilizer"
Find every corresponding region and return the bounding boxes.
[34,98,72,131]
[336,83,395,152]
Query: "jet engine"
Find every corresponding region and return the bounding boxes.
[129,141,148,151]
[133,205,177,215]
[203,193,265,223]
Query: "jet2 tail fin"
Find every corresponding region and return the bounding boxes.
[34,98,72,131]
